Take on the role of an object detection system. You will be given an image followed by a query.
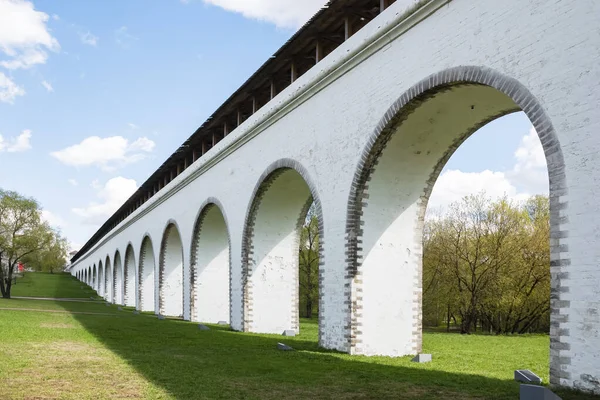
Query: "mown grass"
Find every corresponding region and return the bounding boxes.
[0,273,597,399]
[9,272,97,298]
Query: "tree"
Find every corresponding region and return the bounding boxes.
[22,232,68,274]
[0,190,56,298]
[422,192,550,334]
[299,205,320,318]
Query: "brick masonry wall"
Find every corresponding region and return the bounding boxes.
[70,0,600,392]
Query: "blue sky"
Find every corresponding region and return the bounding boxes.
[0,0,547,250]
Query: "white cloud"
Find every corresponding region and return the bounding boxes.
[0,72,25,103]
[41,79,53,92]
[41,209,66,229]
[79,31,98,46]
[428,126,548,214]
[115,26,137,49]
[50,135,156,171]
[127,122,139,130]
[68,178,78,186]
[0,129,32,152]
[0,0,60,70]
[201,0,327,28]
[51,14,59,21]
[72,177,138,225]
[506,127,548,195]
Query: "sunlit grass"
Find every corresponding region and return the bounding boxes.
[0,273,596,399]
[10,272,97,298]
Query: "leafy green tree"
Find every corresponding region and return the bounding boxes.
[423,192,550,334]
[0,190,56,298]
[299,206,319,318]
[22,232,69,274]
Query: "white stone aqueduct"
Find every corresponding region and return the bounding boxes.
[72,0,600,393]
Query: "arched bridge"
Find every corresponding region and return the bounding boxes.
[70,0,600,393]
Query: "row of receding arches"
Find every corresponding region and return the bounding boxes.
[76,202,232,324]
[73,67,565,360]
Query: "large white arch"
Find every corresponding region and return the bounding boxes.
[159,222,184,317]
[98,261,104,297]
[113,250,124,305]
[139,235,156,312]
[345,67,564,358]
[124,244,136,307]
[190,200,231,323]
[242,160,323,337]
[104,256,113,303]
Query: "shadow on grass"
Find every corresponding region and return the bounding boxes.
[25,275,597,400]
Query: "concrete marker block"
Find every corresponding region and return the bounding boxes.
[282,330,296,337]
[277,343,294,351]
[515,370,543,384]
[519,384,562,400]
[411,354,432,363]
[198,324,210,331]
[217,321,228,326]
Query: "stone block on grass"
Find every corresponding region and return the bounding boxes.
[133,311,140,315]
[277,343,294,351]
[198,324,210,331]
[157,315,165,320]
[515,370,542,384]
[411,354,432,363]
[217,321,228,326]
[282,330,296,337]
[519,384,561,400]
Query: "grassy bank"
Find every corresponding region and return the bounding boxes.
[0,273,595,399]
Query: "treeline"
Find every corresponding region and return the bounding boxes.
[298,193,550,334]
[0,190,68,298]
[423,194,550,334]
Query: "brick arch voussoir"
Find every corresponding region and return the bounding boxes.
[240,158,325,337]
[344,65,569,369]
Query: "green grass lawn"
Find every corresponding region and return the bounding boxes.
[0,273,597,399]
[9,271,98,298]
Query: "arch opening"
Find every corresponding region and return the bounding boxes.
[104,257,113,303]
[98,261,104,297]
[139,236,156,312]
[243,165,323,336]
[346,67,564,380]
[191,203,231,323]
[124,245,136,307]
[159,224,184,317]
[114,251,123,305]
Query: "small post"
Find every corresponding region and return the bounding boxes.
[237,109,242,127]
[223,122,229,137]
[380,0,390,13]
[344,16,353,40]
[290,62,298,83]
[270,80,276,100]
[212,132,218,147]
[192,149,197,162]
[202,141,208,155]
[315,40,323,63]
[252,96,257,114]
